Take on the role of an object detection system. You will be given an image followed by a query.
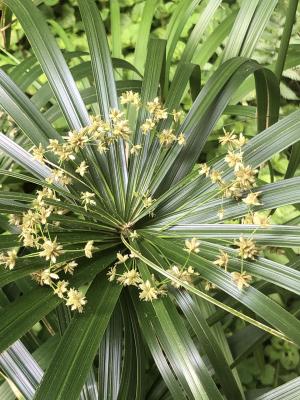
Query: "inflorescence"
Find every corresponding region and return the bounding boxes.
[0,94,270,311]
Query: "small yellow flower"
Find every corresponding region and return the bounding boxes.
[54,280,69,298]
[243,212,269,227]
[242,191,262,206]
[158,129,177,147]
[107,266,117,282]
[130,144,142,155]
[109,108,124,121]
[219,129,237,146]
[234,236,258,260]
[224,150,243,169]
[231,271,252,290]
[141,118,155,134]
[129,230,139,240]
[32,144,46,163]
[210,170,223,184]
[9,214,22,226]
[234,165,258,190]
[80,192,96,210]
[66,288,87,312]
[40,268,59,285]
[172,109,183,122]
[63,261,78,274]
[184,238,200,254]
[213,250,229,270]
[75,161,89,177]
[116,252,129,264]
[199,163,210,177]
[39,238,63,263]
[117,269,142,287]
[139,280,158,301]
[120,91,141,107]
[0,249,18,270]
[234,132,247,148]
[84,240,95,258]
[166,265,199,288]
[177,133,186,145]
[204,281,217,291]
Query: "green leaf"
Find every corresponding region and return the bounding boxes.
[175,291,244,400]
[134,269,223,400]
[138,237,300,346]
[0,69,61,148]
[110,0,122,58]
[34,271,122,400]
[78,0,128,213]
[98,302,122,400]
[255,376,300,400]
[0,251,116,353]
[132,0,159,75]
[3,0,90,130]
[0,341,43,399]
[153,58,279,192]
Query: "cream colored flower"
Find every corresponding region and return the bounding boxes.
[158,129,177,147]
[142,195,154,208]
[141,118,155,134]
[64,129,89,152]
[184,238,200,254]
[66,288,87,312]
[177,133,186,145]
[0,249,18,270]
[116,252,129,264]
[54,280,69,298]
[39,238,63,263]
[213,250,229,270]
[198,163,210,177]
[210,170,223,184]
[139,280,158,301]
[204,281,217,291]
[234,132,247,148]
[120,91,141,107]
[80,192,96,210]
[63,261,78,274]
[231,271,252,290]
[117,269,142,286]
[234,236,258,260]
[234,165,258,190]
[130,144,142,155]
[9,214,22,226]
[129,230,139,240]
[32,144,46,163]
[40,268,59,285]
[219,129,237,146]
[107,266,117,282]
[224,150,243,169]
[76,161,89,177]
[84,240,95,258]
[172,109,183,122]
[242,191,262,206]
[166,265,199,288]
[243,212,269,227]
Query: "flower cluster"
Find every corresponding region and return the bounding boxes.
[31,93,185,170]
[0,93,189,312]
[198,128,272,291]
[0,186,98,312]
[107,245,201,301]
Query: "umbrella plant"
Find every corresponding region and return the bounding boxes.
[0,0,300,399]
